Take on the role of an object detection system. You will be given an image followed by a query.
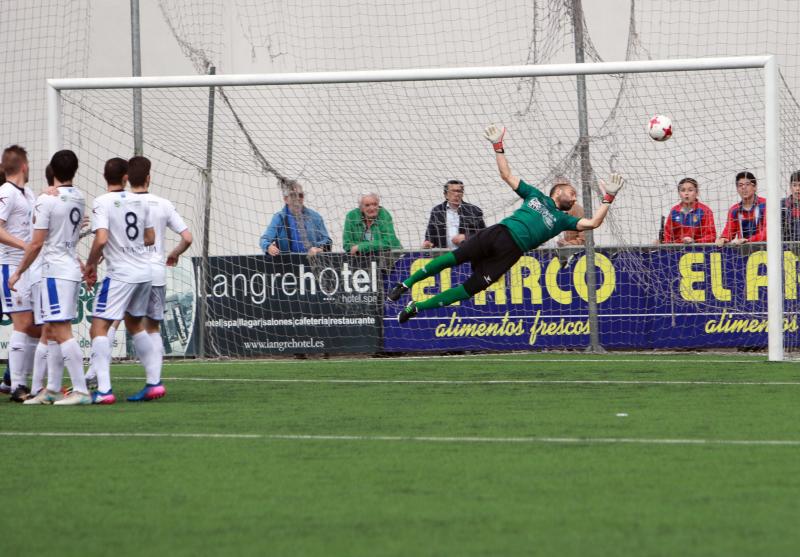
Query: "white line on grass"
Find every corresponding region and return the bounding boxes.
[131,355,768,367]
[114,376,800,386]
[1,431,799,447]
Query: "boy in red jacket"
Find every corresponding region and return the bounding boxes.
[662,177,716,244]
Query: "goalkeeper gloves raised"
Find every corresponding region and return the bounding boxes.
[600,173,625,204]
[484,124,506,153]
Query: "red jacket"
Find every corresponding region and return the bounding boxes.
[663,201,716,243]
[720,196,767,242]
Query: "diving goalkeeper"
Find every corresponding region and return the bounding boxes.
[389,124,625,323]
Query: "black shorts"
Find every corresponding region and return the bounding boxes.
[453,224,524,295]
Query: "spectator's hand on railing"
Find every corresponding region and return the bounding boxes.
[715,237,728,247]
[267,242,280,256]
[421,240,434,249]
[308,247,322,257]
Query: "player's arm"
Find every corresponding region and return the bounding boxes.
[144,226,155,246]
[7,229,46,291]
[576,174,625,231]
[166,229,193,266]
[0,219,26,251]
[83,228,107,290]
[484,124,520,190]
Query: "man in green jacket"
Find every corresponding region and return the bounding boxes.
[343,192,402,254]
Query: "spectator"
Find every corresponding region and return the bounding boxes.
[662,177,716,244]
[343,192,402,254]
[716,171,766,246]
[259,179,332,256]
[782,170,800,241]
[422,179,485,249]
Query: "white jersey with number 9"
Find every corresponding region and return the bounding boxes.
[91,191,152,284]
[35,186,86,282]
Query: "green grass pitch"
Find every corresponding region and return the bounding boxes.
[3,353,800,556]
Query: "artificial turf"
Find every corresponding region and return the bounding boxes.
[2,353,799,556]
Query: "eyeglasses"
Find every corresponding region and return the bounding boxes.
[287,192,305,199]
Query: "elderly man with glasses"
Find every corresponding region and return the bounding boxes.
[259,178,332,256]
[422,179,486,249]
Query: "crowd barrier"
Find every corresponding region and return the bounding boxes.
[190,244,800,356]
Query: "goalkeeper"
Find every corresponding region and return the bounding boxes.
[389,124,625,323]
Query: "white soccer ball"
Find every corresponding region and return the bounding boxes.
[648,114,673,141]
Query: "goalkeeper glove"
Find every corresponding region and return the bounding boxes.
[600,173,625,204]
[484,124,506,153]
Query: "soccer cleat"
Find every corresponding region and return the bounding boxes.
[397,301,418,324]
[10,385,31,403]
[23,389,63,405]
[54,391,92,406]
[387,282,410,302]
[126,383,167,402]
[0,367,11,394]
[91,390,116,405]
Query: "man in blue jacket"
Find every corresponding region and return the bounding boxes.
[259,179,332,256]
[422,179,486,249]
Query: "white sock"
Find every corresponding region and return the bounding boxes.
[132,331,158,385]
[46,341,64,393]
[91,336,112,393]
[31,341,49,394]
[8,331,28,390]
[24,334,39,386]
[148,332,164,384]
[61,338,87,394]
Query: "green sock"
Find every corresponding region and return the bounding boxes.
[416,284,471,311]
[403,252,457,288]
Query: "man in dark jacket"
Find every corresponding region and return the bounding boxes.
[422,179,486,249]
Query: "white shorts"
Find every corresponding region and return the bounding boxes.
[147,285,166,321]
[41,277,80,322]
[31,282,44,325]
[1,263,32,314]
[91,278,151,321]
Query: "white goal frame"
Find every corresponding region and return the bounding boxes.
[46,55,783,360]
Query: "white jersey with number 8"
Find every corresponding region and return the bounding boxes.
[91,191,152,284]
[35,186,86,282]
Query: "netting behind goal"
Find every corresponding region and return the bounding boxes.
[53,57,791,356]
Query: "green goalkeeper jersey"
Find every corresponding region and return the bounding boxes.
[500,179,581,252]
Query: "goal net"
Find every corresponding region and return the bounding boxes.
[49,55,788,359]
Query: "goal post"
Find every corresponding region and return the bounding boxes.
[46,55,784,360]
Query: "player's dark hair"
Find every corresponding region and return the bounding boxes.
[45,164,54,186]
[677,177,698,190]
[1,145,28,176]
[104,157,128,185]
[790,170,800,183]
[735,171,757,185]
[49,150,78,182]
[127,156,151,187]
[443,179,463,194]
[549,181,574,197]
[0,163,5,184]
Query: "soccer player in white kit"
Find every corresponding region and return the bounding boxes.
[0,145,41,401]
[9,150,90,404]
[126,156,192,401]
[83,157,155,405]
[23,164,66,403]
